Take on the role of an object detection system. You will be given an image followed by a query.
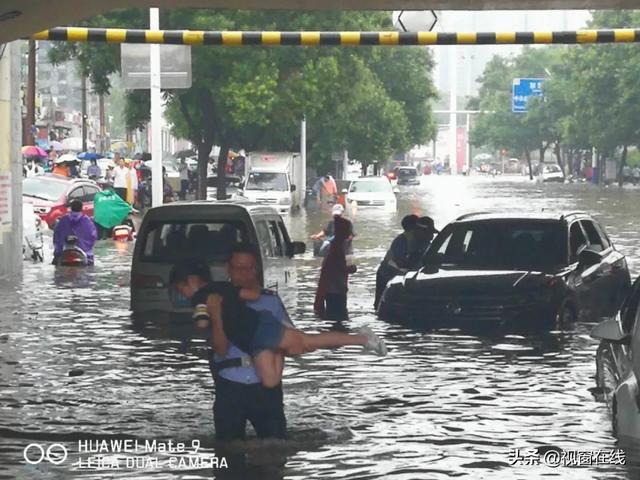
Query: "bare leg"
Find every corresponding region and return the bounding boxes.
[278,328,366,356]
[254,350,283,388]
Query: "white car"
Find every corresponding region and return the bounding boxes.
[345,176,398,214]
[536,164,565,183]
[591,276,640,439]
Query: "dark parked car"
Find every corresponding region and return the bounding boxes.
[591,276,640,438]
[396,166,420,186]
[378,212,630,330]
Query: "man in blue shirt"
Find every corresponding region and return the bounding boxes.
[206,244,292,441]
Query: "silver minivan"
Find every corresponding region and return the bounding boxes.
[130,201,305,316]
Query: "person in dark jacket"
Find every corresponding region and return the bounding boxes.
[374,214,418,309]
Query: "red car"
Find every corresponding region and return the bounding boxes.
[23,174,101,229]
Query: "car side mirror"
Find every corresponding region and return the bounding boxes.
[287,241,306,257]
[290,184,296,192]
[422,255,441,274]
[393,187,400,194]
[341,189,348,194]
[578,247,601,267]
[590,316,630,344]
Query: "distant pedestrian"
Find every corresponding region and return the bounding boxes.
[24,159,44,178]
[87,159,101,180]
[52,159,70,177]
[178,158,189,200]
[125,159,139,205]
[112,158,128,201]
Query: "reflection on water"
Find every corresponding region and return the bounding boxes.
[2,176,640,479]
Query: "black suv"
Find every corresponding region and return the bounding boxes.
[378,212,630,330]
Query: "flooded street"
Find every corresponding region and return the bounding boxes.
[2,175,640,479]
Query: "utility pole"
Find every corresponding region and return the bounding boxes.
[150,7,163,207]
[23,39,36,146]
[99,94,105,152]
[81,73,87,152]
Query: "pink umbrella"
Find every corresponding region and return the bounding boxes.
[22,145,47,157]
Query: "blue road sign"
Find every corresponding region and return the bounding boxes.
[512,78,544,113]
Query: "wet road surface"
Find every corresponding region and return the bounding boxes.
[2,175,640,479]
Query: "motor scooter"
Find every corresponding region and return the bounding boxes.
[57,236,89,267]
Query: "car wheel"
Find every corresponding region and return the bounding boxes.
[554,301,576,329]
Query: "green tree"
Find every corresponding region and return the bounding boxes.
[49,9,437,198]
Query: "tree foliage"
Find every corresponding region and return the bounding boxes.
[471,10,640,185]
[49,9,437,197]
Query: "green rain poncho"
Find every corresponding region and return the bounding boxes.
[93,189,132,229]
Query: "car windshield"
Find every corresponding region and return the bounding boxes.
[349,180,391,193]
[140,220,248,263]
[22,177,67,202]
[246,172,288,191]
[426,220,566,270]
[398,169,417,177]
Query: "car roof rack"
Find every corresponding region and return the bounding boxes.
[559,211,588,220]
[455,211,492,221]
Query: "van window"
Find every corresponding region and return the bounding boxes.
[255,220,275,257]
[140,220,247,263]
[268,220,284,256]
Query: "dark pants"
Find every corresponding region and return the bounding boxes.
[114,187,127,201]
[179,179,188,200]
[325,293,348,320]
[208,351,287,441]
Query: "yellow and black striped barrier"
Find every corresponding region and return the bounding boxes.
[31,27,640,46]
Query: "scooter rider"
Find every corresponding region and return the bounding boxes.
[52,199,98,265]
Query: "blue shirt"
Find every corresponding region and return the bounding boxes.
[213,290,292,384]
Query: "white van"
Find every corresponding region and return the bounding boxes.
[130,201,305,316]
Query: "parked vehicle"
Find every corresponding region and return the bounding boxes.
[378,212,630,330]
[237,152,304,214]
[22,174,101,229]
[396,166,420,186]
[206,175,243,201]
[22,202,44,262]
[130,201,306,316]
[591,276,640,438]
[536,163,565,183]
[384,170,398,186]
[345,176,398,215]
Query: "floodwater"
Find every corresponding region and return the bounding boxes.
[2,175,640,480]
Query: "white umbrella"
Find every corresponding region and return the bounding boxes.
[61,137,94,152]
[56,153,79,164]
[49,140,63,151]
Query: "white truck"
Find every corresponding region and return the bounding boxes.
[237,152,304,214]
